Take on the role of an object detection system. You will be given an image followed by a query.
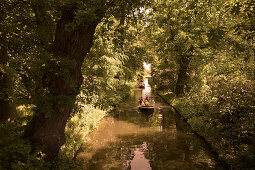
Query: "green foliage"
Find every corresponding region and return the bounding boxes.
[61,104,106,159]
[173,55,255,168]
[152,68,177,92]
[80,19,142,110]
[0,116,48,169]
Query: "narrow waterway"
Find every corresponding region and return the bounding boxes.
[76,79,226,170]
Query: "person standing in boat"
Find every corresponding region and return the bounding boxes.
[145,94,149,101]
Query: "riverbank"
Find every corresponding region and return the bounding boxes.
[155,93,229,169]
[156,91,231,164]
[150,73,248,169]
[152,86,255,169]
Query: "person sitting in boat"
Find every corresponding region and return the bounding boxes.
[144,100,150,106]
[138,97,143,105]
[149,97,155,105]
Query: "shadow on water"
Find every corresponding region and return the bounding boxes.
[76,79,226,170]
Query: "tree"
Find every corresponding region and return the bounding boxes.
[0,0,151,161]
[147,0,231,96]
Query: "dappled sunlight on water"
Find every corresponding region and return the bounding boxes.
[76,79,225,170]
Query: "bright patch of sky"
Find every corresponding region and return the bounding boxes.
[143,62,151,71]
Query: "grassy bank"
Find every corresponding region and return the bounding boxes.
[150,80,255,169]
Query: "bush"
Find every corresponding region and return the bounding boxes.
[60,104,106,159]
[0,120,48,170]
[173,69,255,168]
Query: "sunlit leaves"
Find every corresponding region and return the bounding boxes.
[79,21,134,108]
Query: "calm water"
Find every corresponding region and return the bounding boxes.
[76,79,226,170]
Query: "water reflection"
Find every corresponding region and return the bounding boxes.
[76,79,225,170]
[126,142,151,170]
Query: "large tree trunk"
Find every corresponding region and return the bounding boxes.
[175,54,191,97]
[0,34,16,121]
[28,7,99,161]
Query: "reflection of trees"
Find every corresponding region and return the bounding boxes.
[144,132,223,169]
[78,132,223,170]
[173,112,225,169]
[160,111,175,130]
[112,109,162,128]
[113,109,178,129]
[79,135,145,170]
[174,111,193,133]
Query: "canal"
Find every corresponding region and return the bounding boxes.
[75,79,226,170]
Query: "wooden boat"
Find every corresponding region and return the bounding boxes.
[138,81,145,88]
[139,85,145,88]
[138,106,154,111]
[137,80,145,88]
[138,106,154,116]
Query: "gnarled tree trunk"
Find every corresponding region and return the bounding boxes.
[175,54,191,97]
[175,44,194,97]
[28,7,99,160]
